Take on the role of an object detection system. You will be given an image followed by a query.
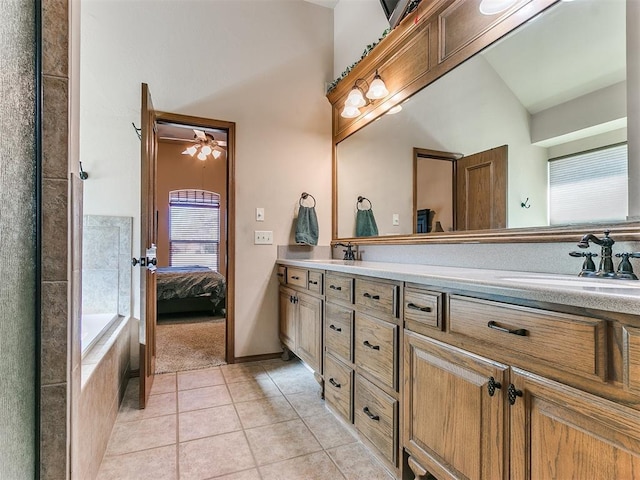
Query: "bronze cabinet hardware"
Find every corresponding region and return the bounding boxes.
[329,324,342,332]
[329,378,341,388]
[363,292,380,300]
[308,280,318,285]
[363,340,380,350]
[276,272,284,277]
[407,302,432,312]
[363,406,380,421]
[291,275,300,280]
[487,321,527,336]
[487,376,502,397]
[329,285,342,290]
[508,384,523,405]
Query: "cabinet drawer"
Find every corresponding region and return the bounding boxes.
[404,287,443,333]
[355,278,398,319]
[325,303,353,363]
[355,313,398,390]
[326,273,354,303]
[287,267,308,289]
[354,374,397,466]
[277,265,287,284]
[307,271,323,294]
[325,353,353,423]
[449,295,607,381]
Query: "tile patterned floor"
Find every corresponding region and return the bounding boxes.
[96,358,396,480]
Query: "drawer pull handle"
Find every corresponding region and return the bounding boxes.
[487,376,502,397]
[363,293,380,300]
[363,407,380,421]
[308,280,318,285]
[277,273,284,277]
[407,302,432,312]
[363,340,380,350]
[291,276,300,280]
[487,321,527,337]
[329,378,341,388]
[508,384,523,405]
[329,324,342,332]
[290,296,298,304]
[329,285,342,291]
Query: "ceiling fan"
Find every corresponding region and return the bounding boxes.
[182,129,226,161]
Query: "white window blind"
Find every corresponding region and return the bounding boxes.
[169,190,220,270]
[549,144,628,225]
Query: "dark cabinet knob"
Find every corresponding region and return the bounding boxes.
[487,376,502,397]
[508,384,523,405]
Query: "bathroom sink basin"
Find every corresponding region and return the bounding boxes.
[500,276,640,289]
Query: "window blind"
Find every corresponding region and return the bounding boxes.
[549,144,628,225]
[169,190,220,270]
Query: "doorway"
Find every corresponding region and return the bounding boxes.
[153,112,236,374]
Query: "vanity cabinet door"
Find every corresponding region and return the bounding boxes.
[296,291,323,374]
[279,286,297,352]
[509,368,640,480]
[404,331,508,480]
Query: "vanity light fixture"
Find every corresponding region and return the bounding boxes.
[182,129,223,161]
[479,0,518,15]
[386,104,403,115]
[340,71,389,118]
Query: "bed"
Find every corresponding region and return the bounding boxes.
[156,266,226,316]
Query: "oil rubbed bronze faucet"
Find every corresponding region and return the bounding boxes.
[571,230,639,280]
[335,242,356,261]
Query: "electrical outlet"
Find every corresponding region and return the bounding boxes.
[256,208,265,222]
[392,213,400,226]
[254,230,273,245]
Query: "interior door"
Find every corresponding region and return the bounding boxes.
[139,83,158,408]
[456,145,507,230]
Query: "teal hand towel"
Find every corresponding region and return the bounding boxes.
[356,209,378,237]
[295,206,319,245]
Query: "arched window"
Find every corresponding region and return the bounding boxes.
[169,189,220,270]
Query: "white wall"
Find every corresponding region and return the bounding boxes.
[80,0,333,357]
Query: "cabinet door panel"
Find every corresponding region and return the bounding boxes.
[404,331,508,480]
[296,292,323,374]
[279,287,296,351]
[510,369,640,480]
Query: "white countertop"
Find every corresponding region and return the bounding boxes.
[277,259,640,316]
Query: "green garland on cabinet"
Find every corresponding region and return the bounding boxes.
[326,0,421,94]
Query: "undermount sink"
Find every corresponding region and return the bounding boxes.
[500,275,640,289]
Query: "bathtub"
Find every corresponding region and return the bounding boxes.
[81,313,119,354]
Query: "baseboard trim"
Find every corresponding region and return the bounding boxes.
[233,352,282,364]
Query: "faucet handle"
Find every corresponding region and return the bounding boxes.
[569,251,598,273]
[615,253,640,279]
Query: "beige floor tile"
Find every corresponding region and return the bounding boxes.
[245,418,322,465]
[303,412,357,449]
[268,369,322,396]
[234,396,299,429]
[179,404,242,442]
[96,444,177,480]
[286,391,328,418]
[227,376,282,402]
[105,414,176,456]
[259,451,346,480]
[211,469,261,480]
[151,373,177,395]
[178,366,225,391]
[117,392,176,423]
[179,431,255,480]
[328,443,395,480]
[178,384,232,412]
[220,363,268,384]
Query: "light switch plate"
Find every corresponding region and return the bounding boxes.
[256,207,265,222]
[392,213,400,226]
[254,230,273,245]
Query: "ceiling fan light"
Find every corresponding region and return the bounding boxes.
[197,152,207,161]
[346,87,366,108]
[366,73,389,100]
[479,0,518,15]
[212,149,222,159]
[183,145,197,156]
[201,145,212,155]
[341,104,361,118]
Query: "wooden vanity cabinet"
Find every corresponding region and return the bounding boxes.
[278,268,323,375]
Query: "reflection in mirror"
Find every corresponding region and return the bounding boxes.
[336,0,628,239]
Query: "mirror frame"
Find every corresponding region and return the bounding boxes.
[329,0,640,245]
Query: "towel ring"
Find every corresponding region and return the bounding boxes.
[357,196,372,210]
[300,192,316,207]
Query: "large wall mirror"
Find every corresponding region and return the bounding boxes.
[336,0,635,241]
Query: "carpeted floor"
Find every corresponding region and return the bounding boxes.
[155,315,226,374]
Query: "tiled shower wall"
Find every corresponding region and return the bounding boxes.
[82,215,133,317]
[0,1,37,478]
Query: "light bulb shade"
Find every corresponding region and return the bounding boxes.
[197,152,207,161]
[341,104,361,118]
[183,145,198,156]
[345,87,366,108]
[387,105,403,115]
[212,149,222,159]
[366,75,389,100]
[201,145,212,155]
[479,0,518,15]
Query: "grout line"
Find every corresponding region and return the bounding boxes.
[175,372,180,480]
